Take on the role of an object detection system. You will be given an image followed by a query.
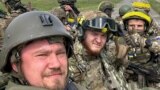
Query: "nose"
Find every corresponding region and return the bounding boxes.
[48,54,61,69]
[96,36,102,43]
[134,26,138,30]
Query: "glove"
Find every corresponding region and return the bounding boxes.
[146,36,160,53]
[125,33,147,48]
[125,34,137,47]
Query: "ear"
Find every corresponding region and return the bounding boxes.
[11,63,18,72]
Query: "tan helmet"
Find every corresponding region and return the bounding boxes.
[50,7,66,20]
[79,10,117,41]
[0,11,73,72]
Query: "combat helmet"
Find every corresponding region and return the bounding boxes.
[57,0,76,5]
[79,10,117,41]
[132,1,151,13]
[122,10,151,32]
[98,1,114,12]
[0,11,73,72]
[119,4,132,16]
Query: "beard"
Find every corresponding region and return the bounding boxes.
[42,68,68,90]
[84,44,103,56]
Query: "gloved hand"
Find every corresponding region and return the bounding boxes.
[145,36,160,53]
[125,33,146,47]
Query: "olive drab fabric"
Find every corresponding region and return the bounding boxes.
[0,73,11,90]
[5,79,86,90]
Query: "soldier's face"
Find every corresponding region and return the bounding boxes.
[14,39,68,90]
[127,19,145,33]
[83,29,107,55]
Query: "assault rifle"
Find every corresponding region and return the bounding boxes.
[127,63,160,83]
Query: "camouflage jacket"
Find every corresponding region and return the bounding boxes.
[115,34,160,89]
[69,40,129,90]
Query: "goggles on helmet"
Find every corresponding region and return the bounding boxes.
[84,17,117,32]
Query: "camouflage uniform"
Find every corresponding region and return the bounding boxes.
[121,10,160,89]
[67,10,129,90]
[69,38,159,90]
[69,39,129,90]
[0,11,86,90]
[1,0,28,14]
[0,13,7,50]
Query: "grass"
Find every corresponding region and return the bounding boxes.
[0,0,121,11]
[1,0,160,14]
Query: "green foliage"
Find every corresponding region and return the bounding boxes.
[21,0,121,11]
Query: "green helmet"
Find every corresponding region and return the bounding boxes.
[98,1,114,12]
[119,5,132,16]
[57,0,76,5]
[0,11,73,72]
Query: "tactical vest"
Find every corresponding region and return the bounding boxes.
[125,35,160,88]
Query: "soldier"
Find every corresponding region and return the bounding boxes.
[0,11,86,90]
[115,4,132,25]
[1,0,28,15]
[50,0,81,38]
[0,0,34,49]
[69,10,130,90]
[121,10,160,89]
[114,4,132,37]
[57,0,80,15]
[131,1,160,36]
[98,1,114,18]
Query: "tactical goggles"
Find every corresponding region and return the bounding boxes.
[84,17,117,32]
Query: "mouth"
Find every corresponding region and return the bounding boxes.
[93,44,101,48]
[51,72,62,76]
[45,72,63,77]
